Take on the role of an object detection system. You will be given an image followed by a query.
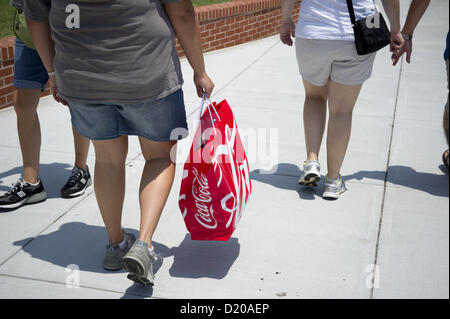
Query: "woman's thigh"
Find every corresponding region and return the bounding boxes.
[328,80,363,114]
[92,136,129,164]
[303,79,329,101]
[138,137,177,162]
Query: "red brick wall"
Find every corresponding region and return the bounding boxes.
[0,0,300,110]
[177,0,301,56]
[0,37,16,110]
[0,36,51,110]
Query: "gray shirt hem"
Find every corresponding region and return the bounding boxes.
[61,83,184,105]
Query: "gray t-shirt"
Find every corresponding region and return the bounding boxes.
[23,0,184,104]
[10,0,23,11]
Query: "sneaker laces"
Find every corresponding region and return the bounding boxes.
[5,180,25,196]
[65,168,84,188]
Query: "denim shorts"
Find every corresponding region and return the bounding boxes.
[68,89,189,141]
[13,39,49,91]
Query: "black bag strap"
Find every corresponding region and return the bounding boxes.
[346,0,357,27]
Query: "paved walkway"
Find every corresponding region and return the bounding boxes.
[0,0,448,299]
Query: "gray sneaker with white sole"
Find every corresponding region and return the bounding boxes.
[103,232,136,271]
[123,240,158,286]
[323,175,347,200]
[299,160,321,187]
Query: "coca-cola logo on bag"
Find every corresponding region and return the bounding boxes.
[179,100,252,241]
[192,167,218,229]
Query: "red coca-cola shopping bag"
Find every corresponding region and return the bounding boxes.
[179,97,252,241]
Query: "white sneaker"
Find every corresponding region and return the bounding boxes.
[323,175,347,200]
[299,160,321,187]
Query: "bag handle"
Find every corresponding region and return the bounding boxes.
[197,94,221,135]
[346,0,380,27]
[345,0,357,27]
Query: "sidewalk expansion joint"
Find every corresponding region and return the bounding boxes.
[0,273,164,299]
[370,54,405,299]
[187,39,281,119]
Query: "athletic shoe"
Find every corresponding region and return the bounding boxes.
[299,160,321,187]
[61,166,92,198]
[123,240,157,286]
[103,232,136,271]
[0,179,47,209]
[323,175,347,200]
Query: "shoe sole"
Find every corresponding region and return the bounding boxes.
[123,257,154,286]
[61,177,92,199]
[323,188,347,200]
[103,262,123,271]
[0,191,47,209]
[299,173,320,187]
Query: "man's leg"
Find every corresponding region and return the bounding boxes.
[72,125,90,171]
[14,88,42,184]
[60,126,92,198]
[0,88,47,209]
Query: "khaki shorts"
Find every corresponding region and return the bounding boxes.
[295,38,377,86]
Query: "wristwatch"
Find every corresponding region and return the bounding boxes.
[402,33,413,41]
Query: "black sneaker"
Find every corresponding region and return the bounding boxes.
[0,180,47,209]
[61,166,92,198]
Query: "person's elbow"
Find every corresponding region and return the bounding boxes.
[165,0,195,23]
[25,17,47,30]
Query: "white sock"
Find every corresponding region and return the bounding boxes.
[24,179,40,186]
[327,176,340,184]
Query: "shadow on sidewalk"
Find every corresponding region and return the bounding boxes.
[12,222,239,298]
[0,162,75,200]
[123,233,240,298]
[168,233,240,280]
[250,163,449,198]
[344,165,449,197]
[250,164,322,200]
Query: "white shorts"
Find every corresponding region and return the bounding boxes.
[295,37,377,86]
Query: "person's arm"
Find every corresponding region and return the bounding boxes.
[392,0,431,65]
[280,0,296,46]
[26,18,67,105]
[402,0,430,36]
[164,0,214,98]
[23,0,67,104]
[381,0,403,59]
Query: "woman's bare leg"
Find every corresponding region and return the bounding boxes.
[14,88,42,184]
[72,125,90,170]
[137,137,177,246]
[92,136,128,245]
[326,80,363,180]
[302,80,329,162]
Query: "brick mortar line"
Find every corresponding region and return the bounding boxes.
[198,7,283,25]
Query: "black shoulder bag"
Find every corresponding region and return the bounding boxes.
[346,0,391,55]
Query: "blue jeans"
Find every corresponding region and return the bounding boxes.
[13,38,48,91]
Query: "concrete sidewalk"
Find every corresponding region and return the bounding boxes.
[0,0,448,299]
